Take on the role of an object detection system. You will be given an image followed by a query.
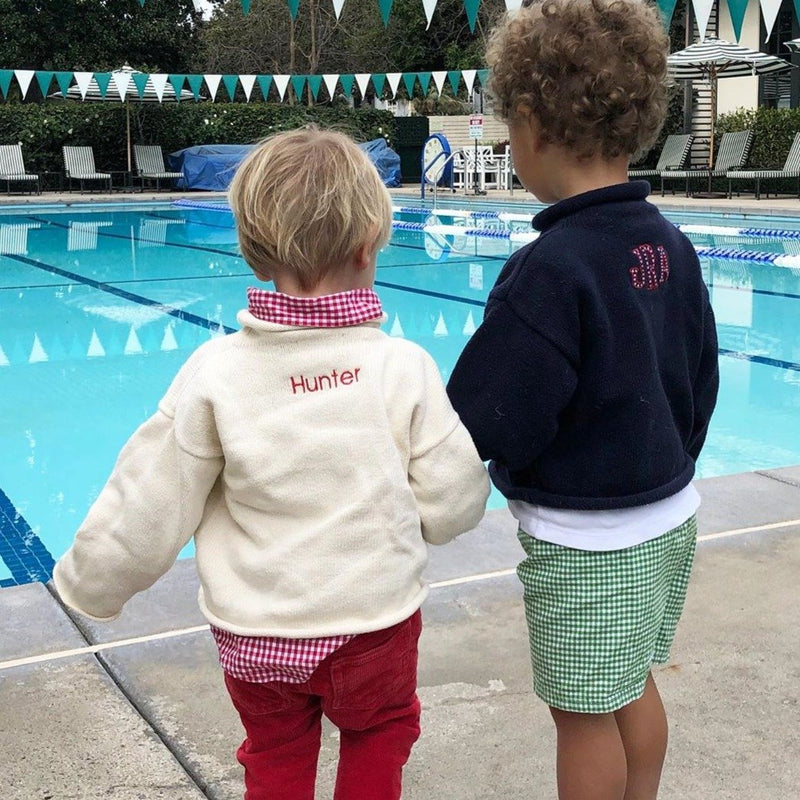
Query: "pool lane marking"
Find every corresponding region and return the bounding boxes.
[0,488,55,585]
[4,253,238,334]
[2,515,799,673]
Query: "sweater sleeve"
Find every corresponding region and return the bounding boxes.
[407,351,490,546]
[688,299,720,460]
[52,358,224,621]
[447,298,578,470]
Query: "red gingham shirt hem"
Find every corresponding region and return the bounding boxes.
[212,626,355,683]
[246,287,383,328]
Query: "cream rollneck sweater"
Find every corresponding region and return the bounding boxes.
[53,308,490,637]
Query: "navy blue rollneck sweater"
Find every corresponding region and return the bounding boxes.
[446,181,719,510]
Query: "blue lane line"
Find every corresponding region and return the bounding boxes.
[718,348,800,372]
[374,280,486,307]
[5,253,238,334]
[0,488,55,585]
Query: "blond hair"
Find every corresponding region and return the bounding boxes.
[487,0,670,161]
[228,127,393,291]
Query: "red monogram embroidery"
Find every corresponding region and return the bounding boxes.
[629,244,669,290]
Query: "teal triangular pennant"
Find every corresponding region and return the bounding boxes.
[0,70,13,99]
[132,72,149,98]
[476,69,489,88]
[447,70,461,95]
[307,75,322,100]
[222,74,239,100]
[290,75,306,99]
[186,74,204,99]
[377,0,393,25]
[417,71,431,95]
[94,72,112,98]
[464,0,480,32]
[169,74,186,100]
[339,74,354,96]
[55,71,73,96]
[402,72,416,96]
[725,0,748,41]
[371,73,386,97]
[287,0,300,20]
[655,0,679,27]
[795,0,800,29]
[36,71,54,96]
[241,0,251,11]
[257,75,273,100]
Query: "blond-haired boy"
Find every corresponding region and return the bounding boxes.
[448,2,719,798]
[54,127,489,800]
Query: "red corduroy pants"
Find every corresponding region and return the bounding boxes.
[224,610,422,800]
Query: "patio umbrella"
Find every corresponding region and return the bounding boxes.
[667,38,790,169]
[49,64,199,172]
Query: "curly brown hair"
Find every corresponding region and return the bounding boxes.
[487,0,669,161]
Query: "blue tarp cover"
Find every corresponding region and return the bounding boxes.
[169,138,402,191]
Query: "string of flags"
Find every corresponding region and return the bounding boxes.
[172,0,800,41]
[0,68,490,103]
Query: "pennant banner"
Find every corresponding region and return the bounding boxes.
[759,0,782,41]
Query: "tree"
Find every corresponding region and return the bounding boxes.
[0,0,205,73]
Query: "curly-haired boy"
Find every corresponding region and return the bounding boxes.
[447,2,719,798]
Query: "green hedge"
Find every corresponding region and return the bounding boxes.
[0,101,397,175]
[716,106,800,169]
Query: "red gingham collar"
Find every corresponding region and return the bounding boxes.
[246,287,383,328]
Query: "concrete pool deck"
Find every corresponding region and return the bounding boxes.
[0,185,798,798]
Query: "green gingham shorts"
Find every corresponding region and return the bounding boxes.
[516,515,697,714]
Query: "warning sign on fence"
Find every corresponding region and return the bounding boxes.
[469,114,484,139]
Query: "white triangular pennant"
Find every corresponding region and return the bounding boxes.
[432,71,447,95]
[161,325,178,351]
[433,312,448,337]
[333,0,346,18]
[273,74,290,101]
[14,70,35,99]
[87,329,106,358]
[386,72,402,98]
[150,73,169,102]
[422,0,437,28]
[390,314,405,337]
[74,72,94,100]
[462,310,477,336]
[504,0,522,8]
[204,74,222,101]
[29,333,48,363]
[462,69,476,95]
[323,74,340,99]
[355,73,371,97]
[112,71,132,101]
[240,74,256,101]
[760,0,782,41]
[124,327,143,355]
[691,0,714,41]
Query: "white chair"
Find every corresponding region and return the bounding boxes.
[0,144,40,195]
[478,146,504,190]
[62,146,112,193]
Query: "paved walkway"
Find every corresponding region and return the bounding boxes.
[1,185,798,798]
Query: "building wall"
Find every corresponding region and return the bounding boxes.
[716,0,761,116]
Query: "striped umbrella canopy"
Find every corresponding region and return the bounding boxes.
[49,65,200,172]
[667,38,790,168]
[784,39,800,52]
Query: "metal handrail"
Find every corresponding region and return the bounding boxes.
[420,149,462,206]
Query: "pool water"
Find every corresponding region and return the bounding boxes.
[1,199,799,586]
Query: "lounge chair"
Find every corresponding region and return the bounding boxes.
[0,144,40,195]
[628,134,694,185]
[659,130,754,196]
[63,146,112,192]
[133,145,182,191]
[727,132,800,199]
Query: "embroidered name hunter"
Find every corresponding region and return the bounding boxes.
[290,368,361,394]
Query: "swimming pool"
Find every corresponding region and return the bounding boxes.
[1,198,799,586]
